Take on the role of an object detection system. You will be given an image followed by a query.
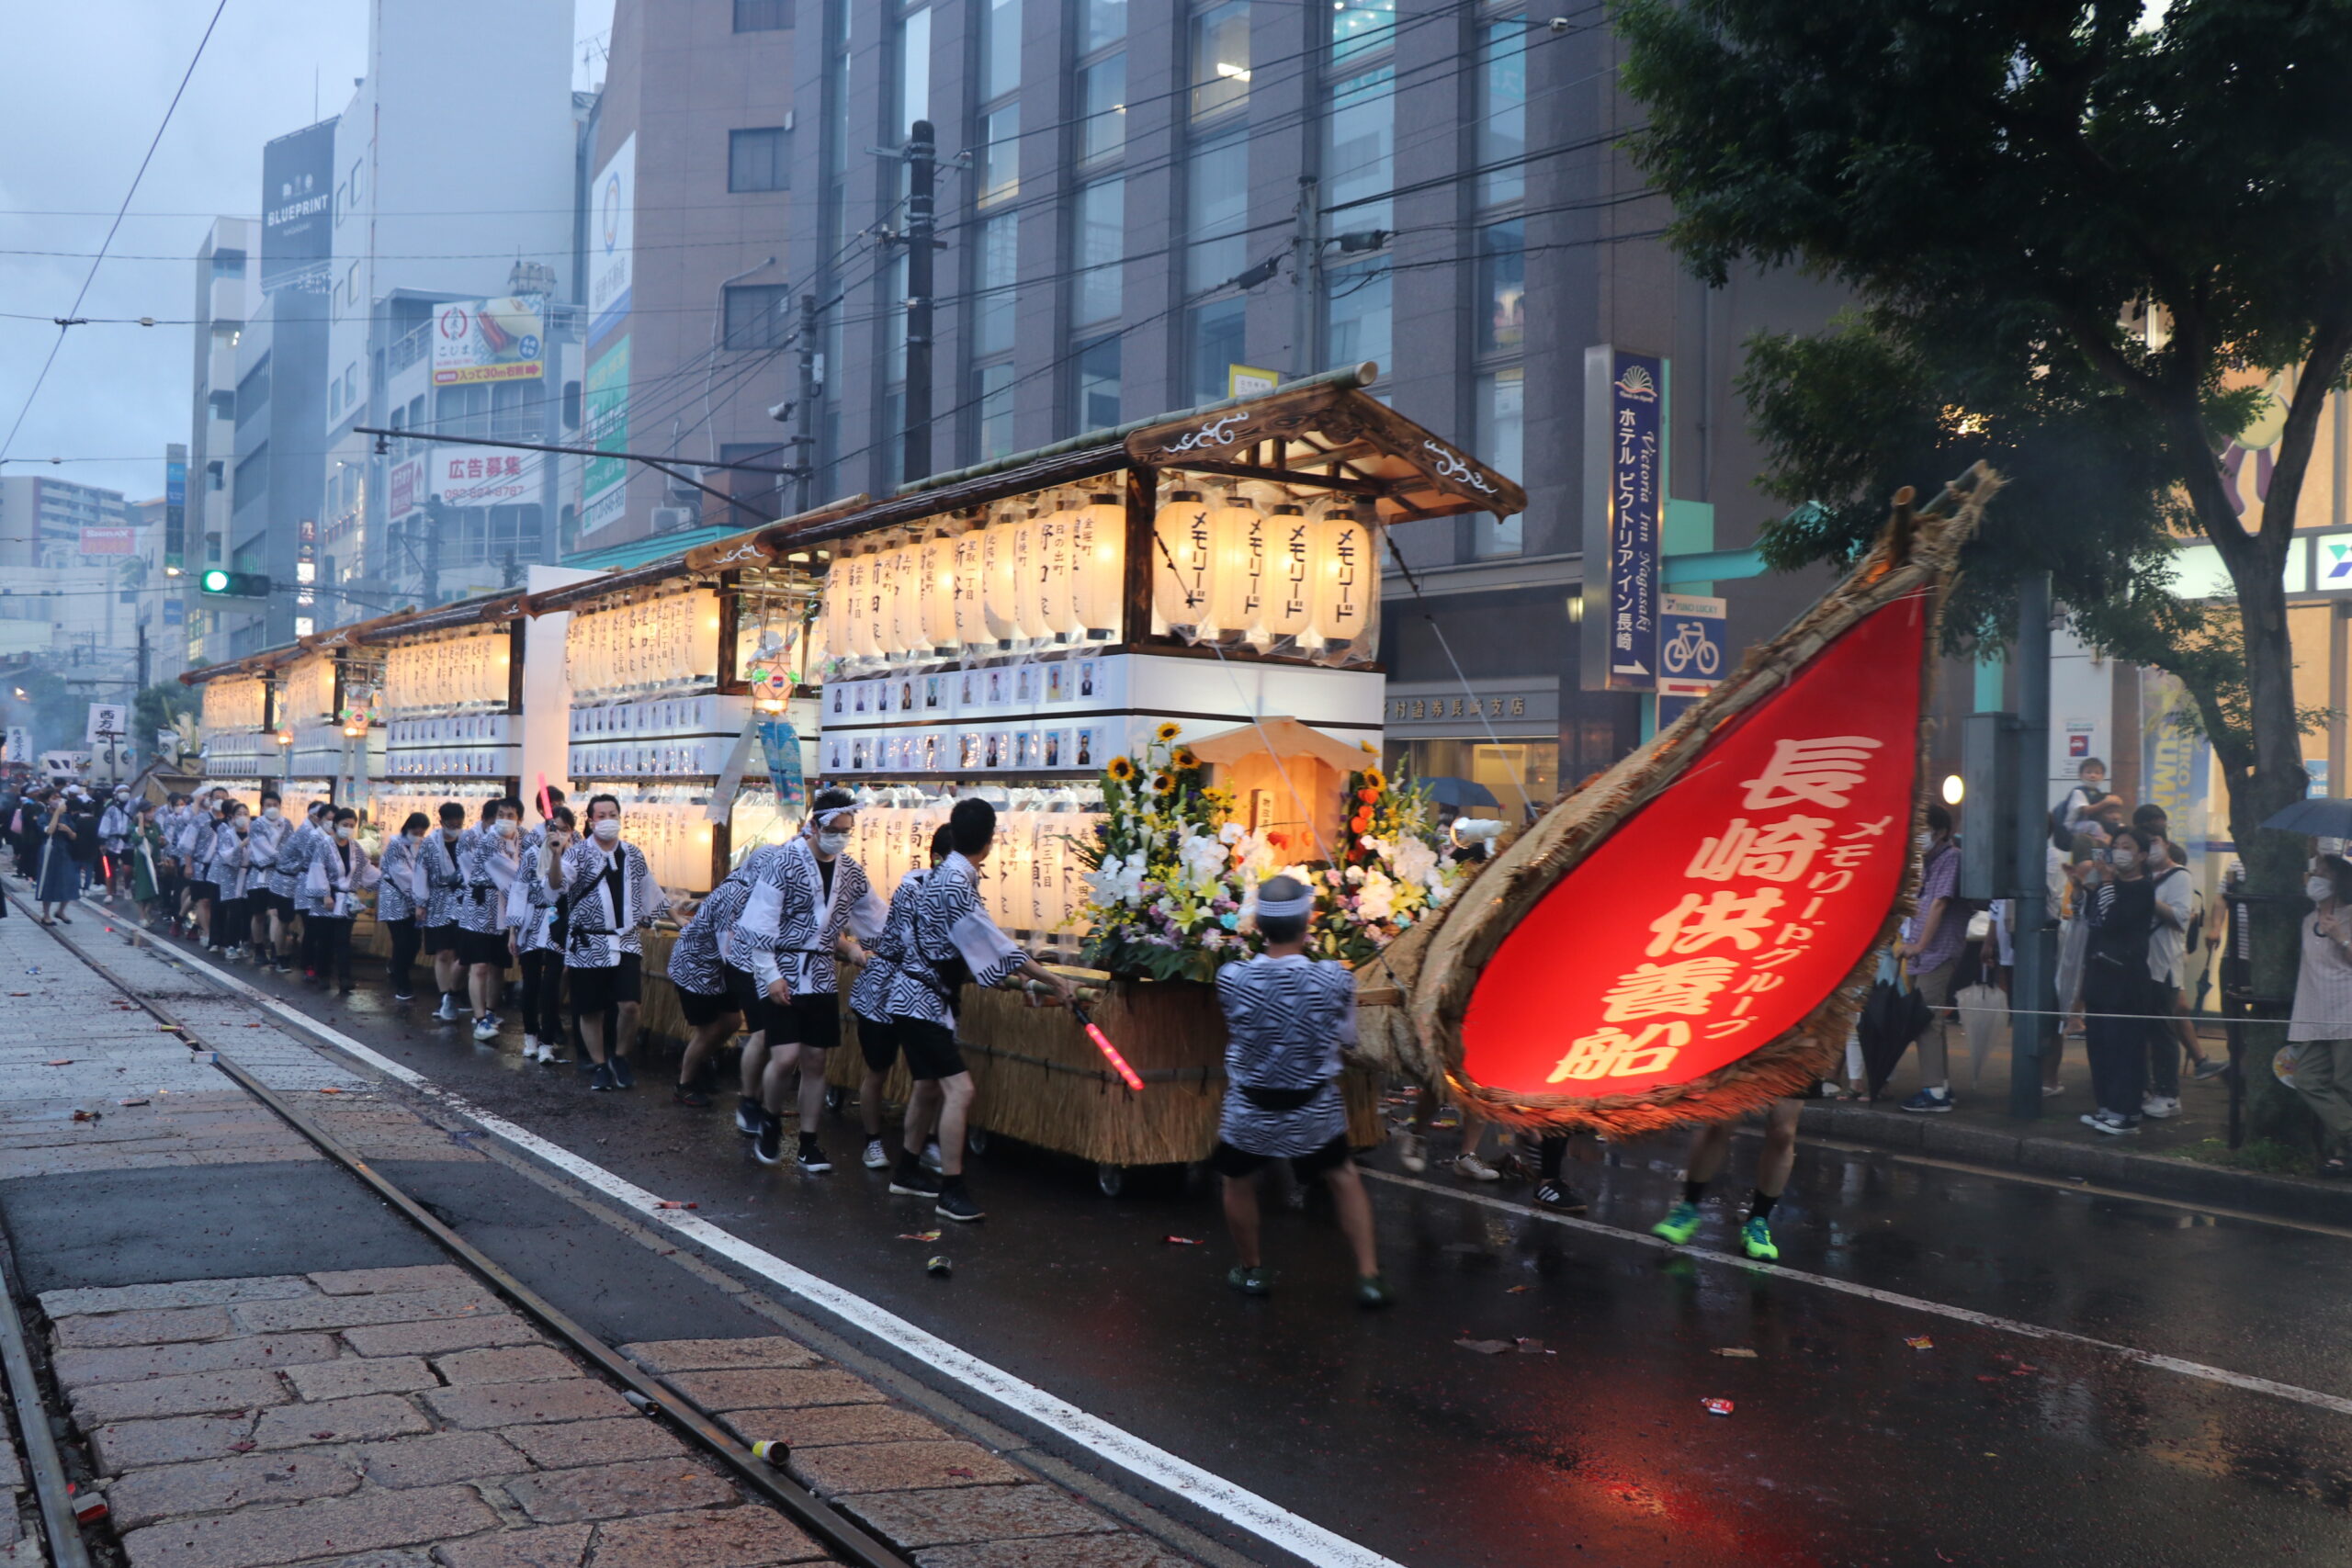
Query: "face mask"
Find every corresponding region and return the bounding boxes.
[496,819,518,839]
[335,826,353,842]
[405,830,424,842]
[2311,875,2336,903]
[816,830,851,856]
[264,807,281,821]
[2110,848,2138,869]
[593,818,620,844]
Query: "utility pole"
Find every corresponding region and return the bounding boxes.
[135,623,149,696]
[903,118,936,486]
[1291,175,1318,383]
[2009,571,2054,1120]
[795,293,820,514]
[421,502,443,607]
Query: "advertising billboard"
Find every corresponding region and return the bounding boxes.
[588,135,636,344]
[1581,345,1667,694]
[429,447,534,508]
[582,335,630,533]
[431,295,547,387]
[388,457,425,519]
[260,120,336,294]
[163,443,186,570]
[78,527,135,556]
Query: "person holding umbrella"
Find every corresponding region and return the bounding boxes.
[32,788,79,923]
[2288,853,2352,1177]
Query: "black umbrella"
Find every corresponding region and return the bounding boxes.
[1857,965,1930,1099]
[2259,797,2352,838]
[1420,775,1500,812]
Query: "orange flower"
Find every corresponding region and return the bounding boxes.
[1357,787,1380,805]
[1351,811,1374,834]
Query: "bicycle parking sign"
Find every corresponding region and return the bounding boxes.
[1657,592,1726,727]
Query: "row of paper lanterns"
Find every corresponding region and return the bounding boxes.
[822,488,1378,668]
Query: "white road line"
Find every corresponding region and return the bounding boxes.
[1363,1168,2352,1419]
[102,930,1408,1568]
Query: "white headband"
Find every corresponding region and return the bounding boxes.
[1255,888,1314,919]
[808,806,854,830]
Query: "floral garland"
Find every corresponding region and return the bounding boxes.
[1074,726,1465,981]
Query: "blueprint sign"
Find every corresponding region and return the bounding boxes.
[1605,351,1662,691]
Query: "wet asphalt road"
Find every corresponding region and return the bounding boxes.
[115,927,2352,1568]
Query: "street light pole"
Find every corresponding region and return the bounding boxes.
[902,119,936,487]
[2010,571,2054,1120]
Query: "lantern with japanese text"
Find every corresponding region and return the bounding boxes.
[1201,493,1263,644]
[1151,490,1214,640]
[1009,508,1046,648]
[1306,505,1374,663]
[823,556,854,672]
[953,526,990,653]
[844,553,882,662]
[1030,504,1078,644]
[1375,466,2000,1137]
[982,509,1025,645]
[918,535,957,654]
[1260,503,1315,645]
[1071,492,1126,640]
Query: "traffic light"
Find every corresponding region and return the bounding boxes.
[198,569,270,598]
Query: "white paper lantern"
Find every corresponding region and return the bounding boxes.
[1309,507,1375,653]
[886,545,924,663]
[919,536,957,652]
[953,527,990,651]
[845,554,882,661]
[1071,492,1126,638]
[982,510,1024,644]
[1261,503,1315,640]
[1151,490,1214,637]
[1031,506,1079,643]
[1010,511,1046,646]
[1201,494,1261,643]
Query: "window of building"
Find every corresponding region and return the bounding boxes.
[562,379,582,431]
[1191,2,1250,122]
[980,0,1021,103]
[1072,178,1124,328]
[1331,0,1394,66]
[234,355,270,423]
[1079,52,1126,165]
[435,383,490,438]
[976,363,1016,461]
[724,284,792,350]
[1325,64,1395,229]
[1323,260,1390,369]
[1074,335,1120,433]
[729,127,790,192]
[734,0,790,30]
[210,249,247,277]
[1472,367,1524,557]
[208,389,235,423]
[895,4,931,134]
[232,445,269,512]
[1188,296,1248,406]
[972,212,1020,358]
[1082,0,1125,52]
[206,460,224,491]
[1184,132,1250,291]
[978,103,1020,206]
[1477,220,1524,355]
[719,443,786,526]
[1478,17,1529,209]
[490,379,537,443]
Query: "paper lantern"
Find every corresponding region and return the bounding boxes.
[888,546,925,663]
[983,510,1024,644]
[1261,503,1315,640]
[953,527,990,652]
[1201,494,1262,643]
[1309,506,1374,653]
[1151,490,1214,637]
[1071,492,1126,637]
[1031,506,1078,643]
[1010,510,1045,646]
[919,535,957,653]
[846,554,883,661]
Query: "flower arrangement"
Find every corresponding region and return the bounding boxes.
[1073,728,1465,981]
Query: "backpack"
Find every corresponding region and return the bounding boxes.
[2048,786,2091,853]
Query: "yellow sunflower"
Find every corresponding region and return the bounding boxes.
[1155,721,1182,742]
[1151,771,1177,796]
[1172,747,1200,770]
[1362,767,1385,791]
[1105,756,1137,784]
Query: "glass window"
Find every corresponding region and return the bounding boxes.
[981,0,1022,103]
[210,249,247,277]
[734,0,790,29]
[885,250,909,381]
[1083,0,1126,52]
[1323,258,1390,370]
[979,103,1020,206]
[1478,19,1528,209]
[1184,133,1250,291]
[896,6,932,132]
[1330,0,1394,67]
[973,212,1020,357]
[232,445,269,512]
[1477,220,1524,355]
[435,383,488,437]
[1080,53,1126,164]
[1074,336,1121,432]
[724,284,791,350]
[729,127,790,192]
[1073,178,1125,328]
[1473,367,1524,556]
[1325,66,1394,231]
[1191,2,1250,123]
[490,380,537,442]
[1188,296,1249,405]
[977,362,1017,460]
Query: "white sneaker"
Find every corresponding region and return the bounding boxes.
[2141,1095,2181,1120]
[863,1139,889,1170]
[920,1139,944,1173]
[1398,1134,1428,1174]
[1454,1154,1501,1183]
[471,1017,498,1043]
[522,1035,540,1060]
[434,997,459,1022]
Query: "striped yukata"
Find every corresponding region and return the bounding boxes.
[1213,953,1358,1164]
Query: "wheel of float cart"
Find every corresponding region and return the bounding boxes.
[967,1127,989,1157]
[1096,1163,1125,1198]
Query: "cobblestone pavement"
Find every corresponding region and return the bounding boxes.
[0,897,1202,1568]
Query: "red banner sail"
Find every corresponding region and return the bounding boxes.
[1460,593,1927,1099]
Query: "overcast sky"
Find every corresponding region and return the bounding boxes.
[0,0,613,503]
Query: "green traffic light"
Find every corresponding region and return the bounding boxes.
[200,569,231,592]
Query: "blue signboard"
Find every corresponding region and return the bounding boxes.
[1605,351,1663,691]
[1654,592,1725,729]
[164,454,187,570]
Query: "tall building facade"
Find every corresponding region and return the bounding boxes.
[786,0,1842,803]
[0,476,150,677]
[184,217,253,665]
[571,0,802,553]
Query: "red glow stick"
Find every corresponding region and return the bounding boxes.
[537,773,552,819]
[1072,1004,1144,1092]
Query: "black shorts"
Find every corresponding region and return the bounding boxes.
[768,992,840,1053]
[724,964,773,1035]
[187,879,218,903]
[893,1017,967,1082]
[856,1014,899,1074]
[459,928,512,968]
[678,984,739,1029]
[569,953,642,1012]
[424,923,462,956]
[248,888,287,917]
[1210,1133,1352,1180]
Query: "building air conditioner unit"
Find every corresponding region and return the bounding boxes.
[650,507,695,534]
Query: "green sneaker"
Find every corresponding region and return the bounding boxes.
[1740,1215,1780,1261]
[1227,1265,1271,1297]
[1355,1273,1396,1309]
[1652,1201,1702,1246]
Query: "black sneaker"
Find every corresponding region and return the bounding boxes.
[1532,1179,1589,1213]
[735,1098,763,1136]
[673,1085,711,1109]
[935,1182,984,1223]
[889,1157,941,1199]
[589,1063,616,1092]
[795,1137,832,1174]
[754,1115,786,1166]
[609,1056,636,1090]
